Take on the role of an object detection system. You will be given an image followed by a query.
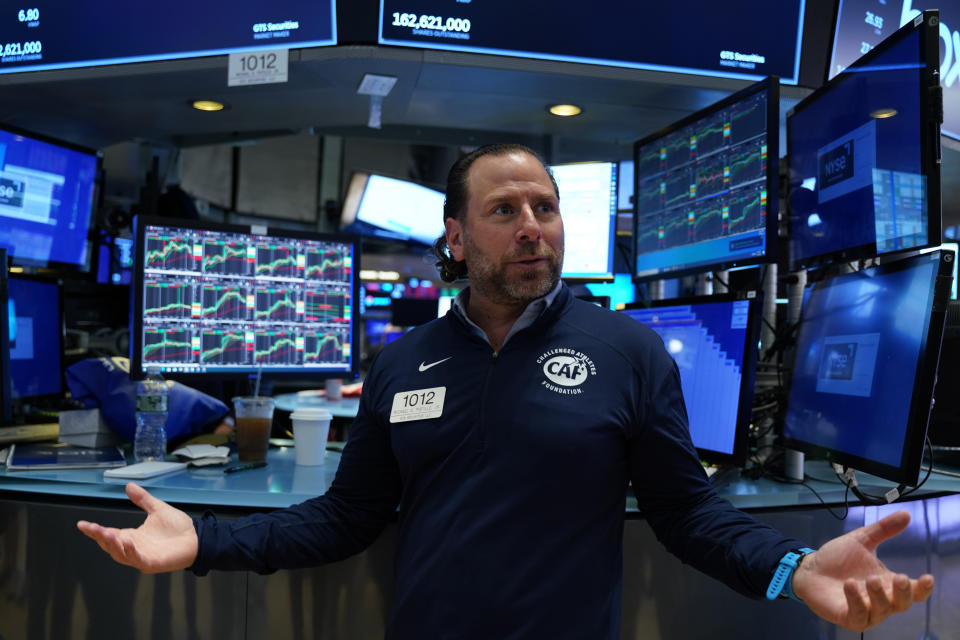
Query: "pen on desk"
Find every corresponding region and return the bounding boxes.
[224,461,267,474]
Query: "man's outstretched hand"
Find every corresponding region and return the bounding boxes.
[76,482,198,574]
[791,510,934,632]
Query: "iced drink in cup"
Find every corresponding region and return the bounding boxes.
[233,396,275,462]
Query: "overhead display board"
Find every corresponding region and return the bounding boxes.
[379,0,806,84]
[0,1,336,74]
[830,0,959,140]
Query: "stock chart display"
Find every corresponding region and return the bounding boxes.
[139,223,354,375]
[634,81,773,279]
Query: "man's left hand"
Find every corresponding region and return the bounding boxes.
[791,510,934,631]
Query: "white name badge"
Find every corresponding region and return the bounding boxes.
[390,387,446,423]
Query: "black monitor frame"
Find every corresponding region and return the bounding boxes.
[0,121,100,270]
[0,248,10,423]
[786,10,942,271]
[632,76,779,282]
[6,271,66,408]
[131,216,361,382]
[620,292,762,467]
[782,249,953,485]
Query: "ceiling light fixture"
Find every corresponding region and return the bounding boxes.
[192,99,225,112]
[548,104,582,117]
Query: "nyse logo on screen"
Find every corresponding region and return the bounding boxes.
[0,177,25,208]
[819,142,855,189]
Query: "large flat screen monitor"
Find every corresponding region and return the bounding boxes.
[0,2,337,74]
[549,161,617,281]
[340,172,445,247]
[131,217,360,380]
[7,274,64,403]
[619,294,762,466]
[633,77,779,282]
[787,11,942,270]
[379,1,806,84]
[829,1,959,141]
[0,124,97,268]
[782,249,952,485]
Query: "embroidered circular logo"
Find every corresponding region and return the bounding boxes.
[536,348,597,395]
[543,356,589,386]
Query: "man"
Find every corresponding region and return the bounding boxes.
[79,144,934,637]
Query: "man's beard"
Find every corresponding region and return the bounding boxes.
[462,232,564,306]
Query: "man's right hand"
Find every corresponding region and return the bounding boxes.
[76,482,198,574]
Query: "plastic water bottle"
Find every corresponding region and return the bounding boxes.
[134,366,168,462]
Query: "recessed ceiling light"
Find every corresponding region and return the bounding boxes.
[870,108,898,119]
[192,100,225,112]
[548,104,582,117]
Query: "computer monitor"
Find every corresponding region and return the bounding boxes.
[6,273,65,403]
[0,123,98,268]
[0,248,10,422]
[548,161,617,281]
[828,2,958,141]
[340,172,445,247]
[782,249,952,485]
[619,294,762,466]
[786,11,942,270]
[632,77,779,281]
[131,217,360,380]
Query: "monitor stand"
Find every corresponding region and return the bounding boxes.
[783,449,805,483]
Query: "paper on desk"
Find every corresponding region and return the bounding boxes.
[172,444,231,466]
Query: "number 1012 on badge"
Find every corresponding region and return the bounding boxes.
[390,387,446,423]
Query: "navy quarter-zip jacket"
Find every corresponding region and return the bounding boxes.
[193,284,805,639]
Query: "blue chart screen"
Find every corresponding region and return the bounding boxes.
[379,1,805,84]
[635,87,770,278]
[139,224,355,375]
[789,24,929,267]
[0,128,96,266]
[7,277,61,399]
[0,2,336,74]
[785,256,939,468]
[621,300,750,455]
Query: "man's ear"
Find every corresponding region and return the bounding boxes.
[445,217,465,261]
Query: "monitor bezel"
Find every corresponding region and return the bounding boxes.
[550,160,619,283]
[782,249,953,485]
[620,292,762,467]
[0,121,101,270]
[0,248,10,423]
[631,76,780,283]
[786,10,942,272]
[6,271,66,407]
[131,215,362,382]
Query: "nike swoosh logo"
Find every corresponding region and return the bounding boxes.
[419,357,452,372]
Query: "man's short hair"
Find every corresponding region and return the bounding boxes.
[432,144,558,283]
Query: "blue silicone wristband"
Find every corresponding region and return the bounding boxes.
[766,547,815,601]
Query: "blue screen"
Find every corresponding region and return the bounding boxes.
[7,276,62,399]
[784,254,941,469]
[829,0,959,141]
[634,80,775,280]
[0,2,336,74]
[0,127,97,267]
[788,24,932,267]
[380,1,806,84]
[620,299,754,457]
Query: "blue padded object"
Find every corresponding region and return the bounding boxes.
[65,357,229,444]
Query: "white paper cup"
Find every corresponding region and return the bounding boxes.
[291,407,332,466]
[325,378,343,401]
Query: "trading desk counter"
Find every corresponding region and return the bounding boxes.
[1,448,958,639]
